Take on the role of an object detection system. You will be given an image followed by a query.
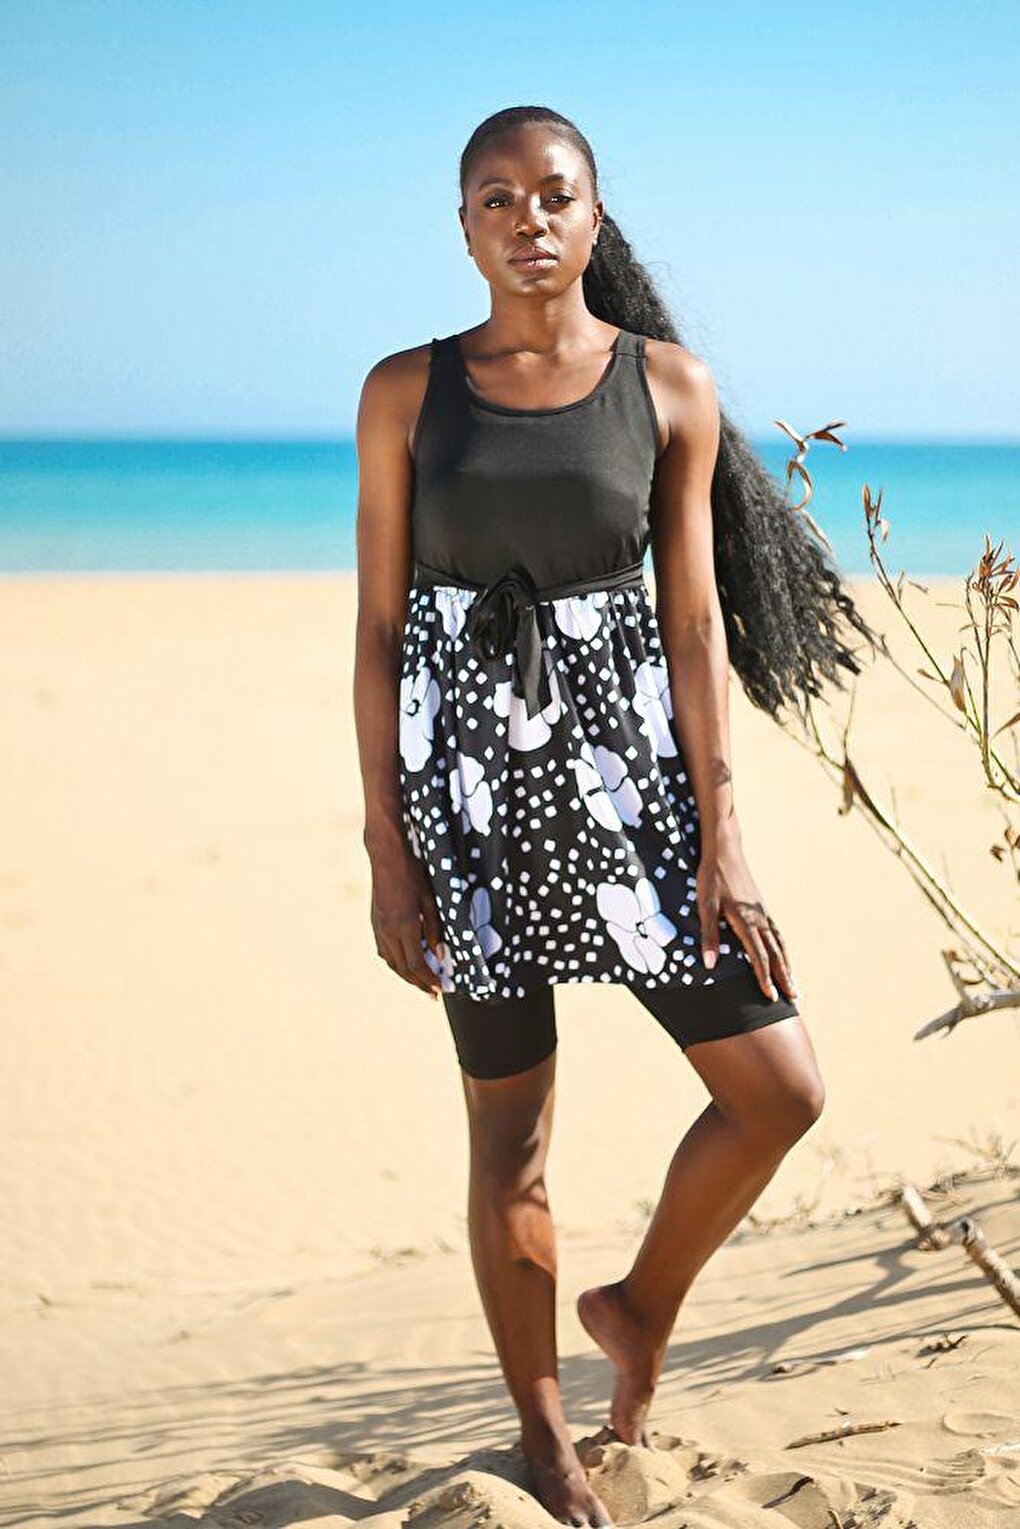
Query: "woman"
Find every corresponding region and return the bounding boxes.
[354,106,875,1528]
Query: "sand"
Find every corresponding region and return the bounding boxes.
[0,571,1017,1527]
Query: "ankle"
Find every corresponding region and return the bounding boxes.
[519,1408,571,1452]
[616,1274,649,1320]
[618,1276,676,1347]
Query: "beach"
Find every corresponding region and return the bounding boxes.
[1,570,1017,1526]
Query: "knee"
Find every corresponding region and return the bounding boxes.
[729,1067,825,1151]
[467,1113,550,1197]
[776,1070,826,1143]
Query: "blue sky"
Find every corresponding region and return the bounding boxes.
[2,1,1017,439]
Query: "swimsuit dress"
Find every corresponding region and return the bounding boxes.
[397,328,779,1010]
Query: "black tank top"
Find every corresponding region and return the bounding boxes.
[410,328,660,588]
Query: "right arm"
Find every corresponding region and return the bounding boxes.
[352,346,443,998]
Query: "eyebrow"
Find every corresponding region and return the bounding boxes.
[475,173,573,190]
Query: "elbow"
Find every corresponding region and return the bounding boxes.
[657,607,723,658]
[353,615,405,714]
[356,602,406,660]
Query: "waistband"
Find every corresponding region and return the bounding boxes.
[412,557,647,718]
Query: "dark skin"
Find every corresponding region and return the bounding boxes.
[354,123,825,1527]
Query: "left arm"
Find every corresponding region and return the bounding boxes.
[646,341,797,1004]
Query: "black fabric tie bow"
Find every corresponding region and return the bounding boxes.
[464,562,552,719]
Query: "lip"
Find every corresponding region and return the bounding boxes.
[509,247,558,266]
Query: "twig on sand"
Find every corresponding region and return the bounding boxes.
[898,1182,1020,1317]
[785,1418,901,1449]
[899,1182,950,1248]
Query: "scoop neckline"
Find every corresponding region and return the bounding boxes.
[452,329,624,416]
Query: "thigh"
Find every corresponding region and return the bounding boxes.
[630,969,823,1125]
[442,986,557,1080]
[627,963,800,1052]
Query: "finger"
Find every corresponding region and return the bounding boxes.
[764,912,788,962]
[738,921,777,1000]
[746,917,776,1003]
[699,895,721,970]
[394,919,443,997]
[763,920,798,999]
[765,917,799,997]
[406,924,445,998]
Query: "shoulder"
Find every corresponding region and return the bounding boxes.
[641,337,719,453]
[643,337,717,406]
[358,339,435,407]
[356,340,437,443]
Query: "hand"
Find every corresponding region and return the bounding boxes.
[696,832,799,1003]
[368,838,445,999]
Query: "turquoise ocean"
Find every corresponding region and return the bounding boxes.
[1,438,1016,577]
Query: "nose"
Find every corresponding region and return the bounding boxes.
[514,197,548,238]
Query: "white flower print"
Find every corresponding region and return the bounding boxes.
[630,659,678,758]
[399,664,442,772]
[569,740,641,832]
[570,750,623,832]
[552,590,607,642]
[593,744,643,826]
[450,751,494,835]
[596,876,677,974]
[470,885,503,958]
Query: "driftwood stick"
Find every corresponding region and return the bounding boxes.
[898,1184,1020,1317]
[786,1419,901,1449]
[949,1215,1020,1317]
[913,984,1020,1040]
[899,1183,949,1247]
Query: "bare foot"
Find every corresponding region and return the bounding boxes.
[520,1419,614,1527]
[576,1281,666,1447]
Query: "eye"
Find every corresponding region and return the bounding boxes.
[482,192,575,208]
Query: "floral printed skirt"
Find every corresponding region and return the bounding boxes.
[397,580,753,1001]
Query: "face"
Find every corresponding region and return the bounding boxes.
[459,125,602,294]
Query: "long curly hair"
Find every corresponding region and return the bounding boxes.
[459,106,879,723]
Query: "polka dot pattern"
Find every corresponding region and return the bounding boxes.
[398,581,752,1000]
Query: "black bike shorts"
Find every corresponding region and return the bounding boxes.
[442,964,799,1080]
